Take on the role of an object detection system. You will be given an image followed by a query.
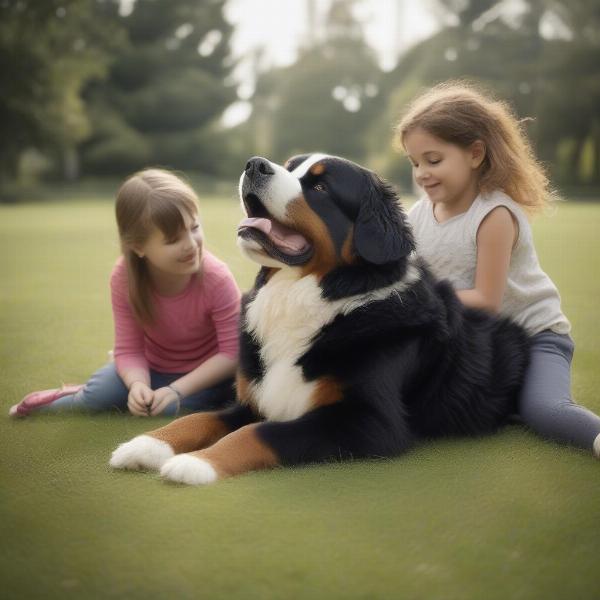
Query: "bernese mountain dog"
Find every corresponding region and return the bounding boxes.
[110,154,530,485]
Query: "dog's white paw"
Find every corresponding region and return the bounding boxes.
[109,435,175,471]
[160,454,218,485]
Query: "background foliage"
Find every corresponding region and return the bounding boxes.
[1,0,599,199]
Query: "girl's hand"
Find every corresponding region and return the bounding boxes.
[128,381,154,416]
[149,387,180,416]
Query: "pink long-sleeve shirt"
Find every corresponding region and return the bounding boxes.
[111,250,241,375]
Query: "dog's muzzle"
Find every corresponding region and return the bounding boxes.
[238,157,313,266]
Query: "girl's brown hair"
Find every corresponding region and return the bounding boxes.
[394,80,555,214]
[115,168,199,325]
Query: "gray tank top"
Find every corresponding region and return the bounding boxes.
[407,190,570,335]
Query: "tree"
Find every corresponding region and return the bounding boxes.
[373,0,600,189]
[246,0,383,164]
[0,0,117,190]
[80,0,236,176]
[531,0,600,185]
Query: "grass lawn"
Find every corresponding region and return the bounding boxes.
[1,195,599,599]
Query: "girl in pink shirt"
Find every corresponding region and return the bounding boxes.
[10,169,241,418]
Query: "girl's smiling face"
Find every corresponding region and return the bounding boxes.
[138,210,203,278]
[403,127,485,211]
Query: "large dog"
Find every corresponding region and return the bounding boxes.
[110,154,529,485]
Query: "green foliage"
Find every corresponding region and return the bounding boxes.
[0,0,119,185]
[365,78,427,194]
[373,0,600,188]
[2,0,600,193]
[248,0,384,163]
[79,109,151,175]
[80,0,235,176]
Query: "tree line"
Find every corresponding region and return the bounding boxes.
[1,0,599,199]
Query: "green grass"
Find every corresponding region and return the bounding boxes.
[1,197,600,599]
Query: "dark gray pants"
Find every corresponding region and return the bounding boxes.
[518,330,600,452]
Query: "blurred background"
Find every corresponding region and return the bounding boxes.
[1,0,599,202]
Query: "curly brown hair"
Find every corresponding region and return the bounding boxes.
[394,80,556,215]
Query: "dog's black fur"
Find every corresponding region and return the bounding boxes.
[220,154,531,466]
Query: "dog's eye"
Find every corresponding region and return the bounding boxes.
[313,183,326,192]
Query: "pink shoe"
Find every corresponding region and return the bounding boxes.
[9,384,84,417]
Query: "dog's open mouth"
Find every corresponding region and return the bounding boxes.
[238,193,313,265]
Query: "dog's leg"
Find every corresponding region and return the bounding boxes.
[160,402,414,485]
[160,423,278,485]
[109,404,257,472]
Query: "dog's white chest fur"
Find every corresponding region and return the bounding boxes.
[245,271,338,421]
[244,263,421,422]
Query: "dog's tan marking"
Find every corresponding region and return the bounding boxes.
[147,412,231,454]
[288,197,338,279]
[341,227,356,264]
[190,424,278,479]
[311,376,344,409]
[236,372,256,407]
[310,162,326,176]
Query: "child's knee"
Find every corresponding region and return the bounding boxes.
[79,364,128,411]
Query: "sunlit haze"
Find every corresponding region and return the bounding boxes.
[222,0,439,127]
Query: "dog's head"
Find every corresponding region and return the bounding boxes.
[237,154,414,275]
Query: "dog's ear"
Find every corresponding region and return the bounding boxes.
[353,173,415,265]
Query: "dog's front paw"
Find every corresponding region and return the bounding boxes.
[109,435,175,471]
[160,454,218,485]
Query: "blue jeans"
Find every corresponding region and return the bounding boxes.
[518,330,600,451]
[42,362,236,417]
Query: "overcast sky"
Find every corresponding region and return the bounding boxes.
[225,0,438,71]
[222,0,439,126]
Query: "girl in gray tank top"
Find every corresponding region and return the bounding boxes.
[395,81,600,458]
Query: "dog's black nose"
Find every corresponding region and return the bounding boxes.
[245,156,275,179]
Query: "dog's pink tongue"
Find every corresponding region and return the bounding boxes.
[239,217,309,254]
[241,217,272,235]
